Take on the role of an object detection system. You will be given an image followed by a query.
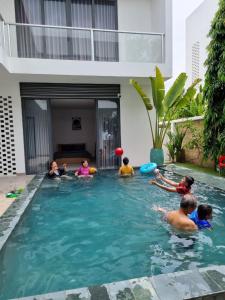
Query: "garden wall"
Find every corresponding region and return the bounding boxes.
[181,119,214,168]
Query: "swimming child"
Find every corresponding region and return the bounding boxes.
[118,157,134,177]
[75,160,93,178]
[189,204,212,230]
[47,161,67,179]
[150,172,194,195]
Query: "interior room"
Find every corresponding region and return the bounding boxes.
[51,99,96,169]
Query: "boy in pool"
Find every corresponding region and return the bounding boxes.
[189,204,212,230]
[150,172,194,195]
[118,157,134,177]
[75,160,93,178]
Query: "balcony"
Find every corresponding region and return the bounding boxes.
[0,20,165,64]
[0,10,172,79]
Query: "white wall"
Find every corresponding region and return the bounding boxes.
[150,0,166,32]
[0,0,16,22]
[117,0,172,70]
[120,81,155,167]
[52,108,96,157]
[0,75,25,174]
[186,0,218,85]
[118,0,152,32]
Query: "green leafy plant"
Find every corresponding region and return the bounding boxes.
[185,122,205,166]
[166,131,176,162]
[171,85,205,120]
[130,67,200,149]
[203,0,225,166]
[166,126,187,162]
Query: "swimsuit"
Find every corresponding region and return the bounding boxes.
[189,210,212,230]
[176,182,190,195]
[47,168,65,179]
[119,165,134,175]
[77,166,90,176]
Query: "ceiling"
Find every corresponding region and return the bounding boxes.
[51,98,95,109]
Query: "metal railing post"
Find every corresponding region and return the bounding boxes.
[2,21,5,49]
[7,24,11,56]
[161,34,165,63]
[91,29,95,61]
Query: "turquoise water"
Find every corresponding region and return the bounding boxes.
[0,171,225,299]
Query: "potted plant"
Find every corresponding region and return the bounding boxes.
[130,67,200,166]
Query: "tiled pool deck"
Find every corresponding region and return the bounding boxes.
[0,174,44,252]
[0,166,225,300]
[0,175,34,216]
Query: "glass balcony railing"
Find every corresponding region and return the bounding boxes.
[1,21,165,63]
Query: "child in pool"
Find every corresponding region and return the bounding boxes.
[150,172,194,195]
[189,204,212,230]
[118,157,134,177]
[47,161,67,179]
[75,160,93,178]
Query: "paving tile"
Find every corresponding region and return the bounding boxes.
[129,277,159,300]
[150,269,212,300]
[105,280,136,300]
[88,285,110,300]
[116,287,135,300]
[65,288,91,300]
[200,266,225,293]
[215,292,225,300]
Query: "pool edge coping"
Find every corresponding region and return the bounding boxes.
[10,265,225,300]
[0,174,44,252]
[161,164,225,192]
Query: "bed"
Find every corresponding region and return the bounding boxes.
[54,143,92,165]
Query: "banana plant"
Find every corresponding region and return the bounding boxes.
[130,66,201,149]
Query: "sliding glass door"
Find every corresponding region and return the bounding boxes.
[15,0,118,61]
[96,100,120,169]
[22,99,52,174]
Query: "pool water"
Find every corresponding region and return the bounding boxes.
[0,171,225,299]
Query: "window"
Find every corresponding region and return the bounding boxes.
[15,0,118,61]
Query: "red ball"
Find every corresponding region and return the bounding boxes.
[115,147,124,156]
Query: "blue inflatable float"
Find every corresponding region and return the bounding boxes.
[140,162,157,174]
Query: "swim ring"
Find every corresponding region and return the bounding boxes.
[140,162,157,174]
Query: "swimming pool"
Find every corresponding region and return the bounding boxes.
[0,171,224,299]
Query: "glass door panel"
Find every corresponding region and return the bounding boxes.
[23,99,52,174]
[96,100,120,169]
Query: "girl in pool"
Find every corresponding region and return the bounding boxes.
[75,160,94,178]
[47,161,67,179]
[150,172,194,195]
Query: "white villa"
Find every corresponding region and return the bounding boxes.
[186,0,218,85]
[0,0,172,175]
